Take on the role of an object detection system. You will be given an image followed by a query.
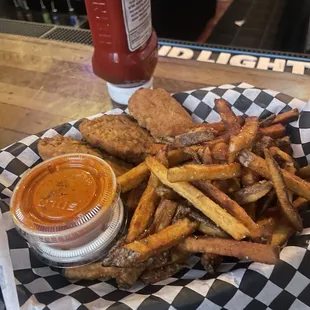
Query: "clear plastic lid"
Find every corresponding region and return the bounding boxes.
[11,154,118,246]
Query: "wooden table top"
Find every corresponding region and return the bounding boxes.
[0,33,309,149]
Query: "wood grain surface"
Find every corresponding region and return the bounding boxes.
[0,33,309,148]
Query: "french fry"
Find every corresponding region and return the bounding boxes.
[215,98,241,134]
[124,218,198,263]
[234,180,273,204]
[191,115,245,133]
[194,180,263,239]
[212,179,240,194]
[200,253,223,274]
[148,199,178,234]
[271,221,294,246]
[171,128,215,147]
[270,197,307,246]
[173,204,229,238]
[260,114,276,128]
[257,190,276,218]
[259,123,286,139]
[275,136,292,155]
[238,149,310,200]
[270,146,299,174]
[118,162,150,193]
[126,174,160,243]
[179,236,280,264]
[184,147,202,164]
[297,165,310,179]
[140,263,186,284]
[264,150,303,232]
[127,182,147,211]
[155,185,182,200]
[204,132,231,147]
[167,163,242,182]
[271,108,299,126]
[243,202,256,220]
[146,157,249,240]
[117,266,146,288]
[255,217,276,244]
[241,167,260,187]
[211,142,228,162]
[228,117,259,163]
[198,146,213,164]
[253,136,275,157]
[167,147,200,167]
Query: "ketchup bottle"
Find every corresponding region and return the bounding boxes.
[85,0,158,105]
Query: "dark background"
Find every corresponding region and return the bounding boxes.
[0,0,309,54]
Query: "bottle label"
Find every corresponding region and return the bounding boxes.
[122,0,152,52]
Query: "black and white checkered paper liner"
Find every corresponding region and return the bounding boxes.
[1,83,310,310]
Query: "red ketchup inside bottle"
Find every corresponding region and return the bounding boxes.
[85,0,158,105]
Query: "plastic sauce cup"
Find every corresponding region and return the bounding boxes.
[10,154,125,267]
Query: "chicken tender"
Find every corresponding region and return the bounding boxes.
[38,135,132,176]
[128,88,193,138]
[80,115,154,163]
[38,135,102,160]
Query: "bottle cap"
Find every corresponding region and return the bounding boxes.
[106,79,153,105]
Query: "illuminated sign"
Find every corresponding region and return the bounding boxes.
[158,45,310,76]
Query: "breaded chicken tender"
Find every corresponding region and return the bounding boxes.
[38,135,102,160]
[38,135,132,176]
[128,88,193,138]
[79,115,154,163]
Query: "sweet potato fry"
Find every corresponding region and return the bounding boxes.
[297,165,310,179]
[118,162,150,193]
[228,117,259,163]
[146,157,249,240]
[127,182,147,212]
[200,253,223,274]
[198,146,213,164]
[259,124,286,139]
[211,142,228,162]
[167,163,242,182]
[126,174,160,243]
[148,199,178,234]
[234,180,273,205]
[241,167,260,186]
[194,180,263,239]
[171,127,215,147]
[179,236,280,264]
[215,98,241,134]
[124,218,198,262]
[140,263,186,284]
[238,149,310,200]
[271,108,299,126]
[264,150,303,232]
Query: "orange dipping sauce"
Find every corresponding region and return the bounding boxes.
[11,154,118,246]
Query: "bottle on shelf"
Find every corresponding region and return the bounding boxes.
[84,0,158,105]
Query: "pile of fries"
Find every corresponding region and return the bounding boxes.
[65,99,310,288]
